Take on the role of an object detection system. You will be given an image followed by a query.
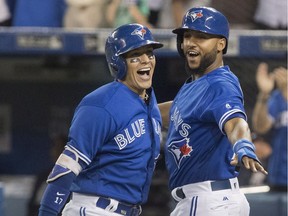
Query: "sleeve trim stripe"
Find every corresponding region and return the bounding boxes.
[66,145,91,165]
[219,109,247,133]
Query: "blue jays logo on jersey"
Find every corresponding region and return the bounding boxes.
[168,138,193,168]
[131,27,147,39]
[188,10,203,22]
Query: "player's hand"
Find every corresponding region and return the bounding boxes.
[241,156,268,175]
[256,62,275,94]
[230,154,268,175]
[230,153,238,166]
[273,66,287,91]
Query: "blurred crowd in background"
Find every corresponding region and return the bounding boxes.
[0,0,287,30]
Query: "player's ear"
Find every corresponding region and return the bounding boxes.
[217,38,226,52]
[181,43,184,50]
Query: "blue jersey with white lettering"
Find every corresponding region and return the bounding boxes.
[164,66,246,190]
[267,90,287,186]
[67,81,161,204]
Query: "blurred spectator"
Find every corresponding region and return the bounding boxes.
[171,0,188,27]
[148,0,164,27]
[0,0,11,26]
[12,0,66,27]
[106,0,153,28]
[64,0,109,28]
[252,62,287,192]
[254,0,287,30]
[26,134,67,216]
[159,0,211,28]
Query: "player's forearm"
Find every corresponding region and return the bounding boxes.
[128,5,152,28]
[225,118,262,166]
[252,92,272,134]
[158,101,173,129]
[105,0,120,26]
[225,117,252,145]
[39,172,75,215]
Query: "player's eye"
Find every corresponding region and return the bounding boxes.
[128,50,154,63]
[147,51,155,59]
[130,57,141,63]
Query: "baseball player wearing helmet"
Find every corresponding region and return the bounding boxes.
[159,7,268,216]
[38,23,163,216]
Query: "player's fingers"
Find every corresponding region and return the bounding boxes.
[255,162,268,175]
[230,153,238,166]
[242,157,251,170]
[249,160,258,173]
[230,159,237,166]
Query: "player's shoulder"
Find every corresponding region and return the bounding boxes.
[207,66,239,85]
[79,81,120,107]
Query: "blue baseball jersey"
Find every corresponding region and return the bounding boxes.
[164,66,247,190]
[67,81,161,204]
[267,90,287,186]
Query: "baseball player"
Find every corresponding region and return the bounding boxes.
[158,7,268,216]
[39,23,163,216]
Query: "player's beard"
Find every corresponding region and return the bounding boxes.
[186,46,218,78]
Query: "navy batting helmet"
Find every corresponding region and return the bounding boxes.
[105,23,163,80]
[173,7,229,56]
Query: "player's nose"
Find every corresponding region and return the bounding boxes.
[139,53,151,63]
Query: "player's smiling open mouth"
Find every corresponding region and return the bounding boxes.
[137,67,151,77]
[187,50,199,57]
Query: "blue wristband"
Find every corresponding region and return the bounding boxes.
[39,183,70,216]
[39,172,75,216]
[233,139,261,164]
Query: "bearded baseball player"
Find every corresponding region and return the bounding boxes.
[159,7,268,216]
[39,23,163,216]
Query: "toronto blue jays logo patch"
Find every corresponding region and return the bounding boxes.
[188,10,203,22]
[168,138,193,168]
[131,27,147,39]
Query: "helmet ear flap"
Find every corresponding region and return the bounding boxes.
[109,62,119,78]
[109,56,127,80]
[176,34,185,58]
[116,57,127,80]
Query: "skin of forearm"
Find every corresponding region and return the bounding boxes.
[252,93,272,134]
[128,5,149,25]
[158,101,173,129]
[225,118,252,145]
[106,0,121,26]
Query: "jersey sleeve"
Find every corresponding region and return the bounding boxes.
[202,80,247,133]
[267,90,281,123]
[68,105,116,166]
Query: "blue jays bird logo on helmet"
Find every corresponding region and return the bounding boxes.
[188,10,203,22]
[132,27,147,39]
[168,138,193,168]
[105,23,163,80]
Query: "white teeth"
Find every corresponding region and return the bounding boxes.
[138,68,150,72]
[188,51,198,56]
[138,67,150,75]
